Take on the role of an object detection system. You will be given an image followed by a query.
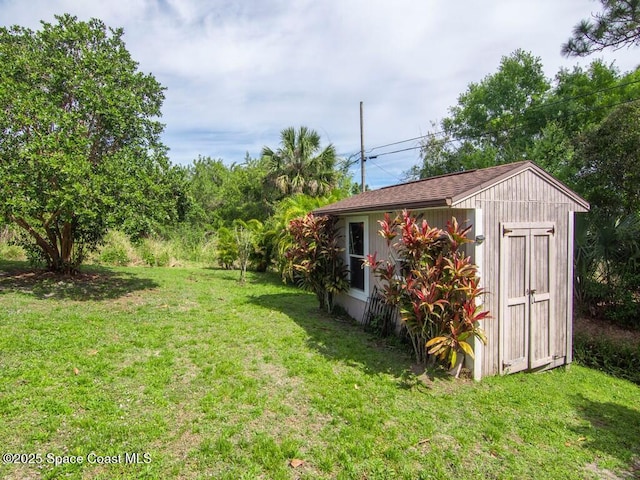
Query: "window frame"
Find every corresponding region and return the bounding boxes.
[345,215,369,301]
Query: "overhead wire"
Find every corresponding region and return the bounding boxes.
[354,76,640,161]
[359,95,640,165]
[367,157,405,183]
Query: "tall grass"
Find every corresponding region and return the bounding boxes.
[0,226,221,270]
[91,229,219,268]
[0,225,26,261]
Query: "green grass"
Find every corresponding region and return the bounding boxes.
[0,261,639,479]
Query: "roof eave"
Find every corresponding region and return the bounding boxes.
[314,198,451,216]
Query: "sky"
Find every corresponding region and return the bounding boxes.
[1,0,639,189]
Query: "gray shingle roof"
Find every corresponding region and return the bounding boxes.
[314,161,588,215]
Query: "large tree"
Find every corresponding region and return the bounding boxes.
[0,14,182,273]
[261,126,339,198]
[408,50,550,178]
[563,0,640,56]
[574,102,640,217]
[185,155,272,228]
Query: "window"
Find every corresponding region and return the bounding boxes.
[346,217,368,298]
[349,221,365,290]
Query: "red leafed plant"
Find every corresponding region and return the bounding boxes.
[283,213,349,314]
[365,210,489,372]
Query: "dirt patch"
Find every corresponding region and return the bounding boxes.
[574,317,640,347]
[584,457,640,480]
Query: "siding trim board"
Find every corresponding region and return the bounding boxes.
[566,211,575,365]
[472,208,484,382]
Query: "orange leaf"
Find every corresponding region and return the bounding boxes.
[289,459,304,468]
[73,367,79,375]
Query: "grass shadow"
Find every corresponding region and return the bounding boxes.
[0,261,158,301]
[571,393,640,476]
[247,291,448,386]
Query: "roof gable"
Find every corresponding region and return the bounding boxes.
[314,161,589,215]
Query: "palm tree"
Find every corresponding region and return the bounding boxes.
[262,126,338,197]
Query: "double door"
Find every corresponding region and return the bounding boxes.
[500,223,555,374]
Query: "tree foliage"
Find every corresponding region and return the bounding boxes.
[262,126,339,198]
[574,103,640,217]
[563,0,640,56]
[185,155,272,228]
[409,50,550,178]
[0,14,183,273]
[408,54,640,191]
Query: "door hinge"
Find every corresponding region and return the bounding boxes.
[547,226,555,235]
[503,227,512,235]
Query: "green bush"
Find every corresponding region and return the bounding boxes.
[95,230,135,266]
[216,227,238,269]
[574,213,640,328]
[137,237,172,267]
[574,332,640,385]
[0,244,25,261]
[0,226,26,261]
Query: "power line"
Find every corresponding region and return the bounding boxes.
[359,76,640,158]
[341,95,639,184]
[369,145,423,158]
[367,134,436,152]
[372,96,640,162]
[367,157,405,183]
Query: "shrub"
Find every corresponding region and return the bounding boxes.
[0,244,26,261]
[0,226,26,261]
[574,332,640,385]
[575,213,640,328]
[216,227,238,269]
[283,213,349,314]
[137,237,173,267]
[366,211,489,372]
[95,230,136,266]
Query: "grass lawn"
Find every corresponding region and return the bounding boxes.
[0,261,639,479]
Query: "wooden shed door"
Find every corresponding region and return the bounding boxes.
[500,224,555,374]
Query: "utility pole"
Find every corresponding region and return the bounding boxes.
[360,101,365,193]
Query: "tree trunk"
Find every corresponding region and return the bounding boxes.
[12,217,59,267]
[55,221,77,274]
[11,216,77,274]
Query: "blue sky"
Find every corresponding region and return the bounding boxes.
[1,0,638,189]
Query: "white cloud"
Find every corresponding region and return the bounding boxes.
[1,0,639,188]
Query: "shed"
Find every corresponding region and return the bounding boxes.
[314,161,589,380]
